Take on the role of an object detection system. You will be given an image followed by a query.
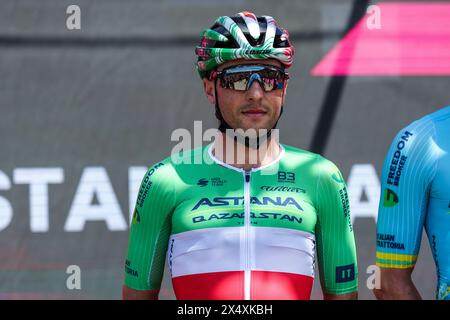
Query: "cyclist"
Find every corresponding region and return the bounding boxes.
[374,105,450,300]
[123,11,358,300]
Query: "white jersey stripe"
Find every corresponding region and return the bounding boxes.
[168,226,316,278]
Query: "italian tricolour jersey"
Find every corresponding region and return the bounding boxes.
[124,144,358,300]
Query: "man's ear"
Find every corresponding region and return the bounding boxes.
[203,78,216,105]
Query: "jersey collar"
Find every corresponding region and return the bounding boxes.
[207,143,285,173]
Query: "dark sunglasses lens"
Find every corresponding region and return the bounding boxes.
[220,65,287,92]
[261,69,287,90]
[230,73,249,91]
[262,77,276,91]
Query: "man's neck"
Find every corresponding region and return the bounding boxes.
[212,132,282,171]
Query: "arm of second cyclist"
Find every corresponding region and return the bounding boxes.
[375,124,437,300]
[373,268,421,300]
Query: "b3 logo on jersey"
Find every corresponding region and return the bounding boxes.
[383,188,399,207]
[278,171,295,183]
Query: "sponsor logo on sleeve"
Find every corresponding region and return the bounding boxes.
[336,264,355,283]
[332,173,344,184]
[387,131,413,187]
[132,209,141,224]
[125,259,139,278]
[339,187,353,232]
[377,233,405,250]
[136,163,165,208]
[383,188,399,207]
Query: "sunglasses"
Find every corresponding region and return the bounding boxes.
[210,64,289,92]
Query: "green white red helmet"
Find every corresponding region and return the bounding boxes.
[195,11,295,78]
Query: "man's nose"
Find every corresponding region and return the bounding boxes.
[246,78,264,101]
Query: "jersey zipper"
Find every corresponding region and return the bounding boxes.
[243,170,251,300]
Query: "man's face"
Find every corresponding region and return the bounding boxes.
[203,59,288,132]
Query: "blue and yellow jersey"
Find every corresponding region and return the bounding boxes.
[376,105,450,300]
